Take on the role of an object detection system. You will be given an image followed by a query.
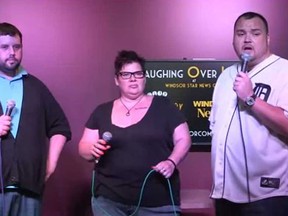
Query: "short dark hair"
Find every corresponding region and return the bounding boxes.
[234,12,269,34]
[114,50,145,74]
[0,22,22,43]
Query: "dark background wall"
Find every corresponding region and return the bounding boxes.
[1,1,288,215]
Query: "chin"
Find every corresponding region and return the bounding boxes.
[2,66,20,74]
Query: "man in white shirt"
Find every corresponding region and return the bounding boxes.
[209,11,288,216]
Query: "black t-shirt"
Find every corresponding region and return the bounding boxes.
[86,96,186,207]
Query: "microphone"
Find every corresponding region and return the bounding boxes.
[102,131,113,143]
[240,53,251,72]
[0,100,15,138]
[95,131,113,164]
[5,100,16,116]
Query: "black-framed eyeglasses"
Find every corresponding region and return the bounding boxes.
[117,71,145,79]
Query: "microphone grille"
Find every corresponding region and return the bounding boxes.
[102,131,112,142]
[241,53,251,61]
[7,100,16,109]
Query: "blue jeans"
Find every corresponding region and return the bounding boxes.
[0,191,41,216]
[92,196,181,216]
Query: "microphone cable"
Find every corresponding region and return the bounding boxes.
[233,64,251,202]
[91,169,178,216]
[236,102,251,203]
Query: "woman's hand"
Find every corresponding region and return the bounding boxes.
[152,159,176,179]
[91,139,111,160]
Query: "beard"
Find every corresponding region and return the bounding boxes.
[0,59,21,75]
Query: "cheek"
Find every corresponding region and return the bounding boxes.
[233,42,242,55]
[141,80,146,89]
[233,40,240,48]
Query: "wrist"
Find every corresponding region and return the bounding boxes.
[166,158,176,169]
[245,93,257,108]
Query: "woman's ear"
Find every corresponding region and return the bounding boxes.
[114,76,119,86]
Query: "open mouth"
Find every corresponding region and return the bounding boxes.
[243,46,253,52]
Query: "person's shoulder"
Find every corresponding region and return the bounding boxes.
[152,96,175,108]
[89,100,114,118]
[24,73,39,81]
[23,74,53,94]
[95,99,114,111]
[99,100,113,106]
[153,95,170,103]
[277,55,288,64]
[24,74,47,86]
[216,63,238,82]
[221,63,238,74]
[267,54,288,71]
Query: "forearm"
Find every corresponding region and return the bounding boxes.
[46,134,67,180]
[169,123,192,166]
[251,98,288,137]
[78,140,95,161]
[78,128,102,161]
[169,141,191,166]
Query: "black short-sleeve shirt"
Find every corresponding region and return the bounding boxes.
[86,96,187,207]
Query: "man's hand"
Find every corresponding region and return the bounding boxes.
[233,72,254,102]
[0,115,12,136]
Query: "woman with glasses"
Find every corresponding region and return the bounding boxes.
[78,50,191,216]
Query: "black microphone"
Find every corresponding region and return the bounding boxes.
[0,100,15,138]
[5,100,16,116]
[241,53,251,72]
[95,131,113,164]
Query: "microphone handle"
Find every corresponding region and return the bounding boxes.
[5,107,14,116]
[95,139,110,164]
[241,60,248,72]
[95,131,112,164]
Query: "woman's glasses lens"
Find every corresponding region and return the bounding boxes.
[118,71,145,79]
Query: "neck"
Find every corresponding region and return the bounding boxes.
[119,94,145,116]
[0,71,16,80]
[121,94,145,102]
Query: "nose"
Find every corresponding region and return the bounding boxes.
[8,46,16,56]
[244,33,252,42]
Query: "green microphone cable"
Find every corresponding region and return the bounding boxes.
[91,169,178,216]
